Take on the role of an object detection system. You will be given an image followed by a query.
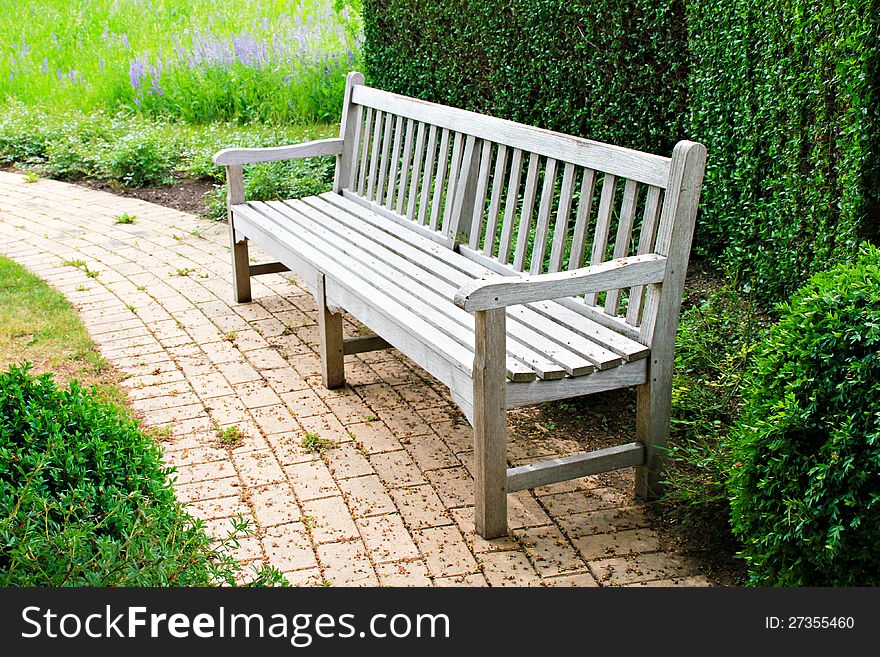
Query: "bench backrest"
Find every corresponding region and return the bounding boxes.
[334,73,706,349]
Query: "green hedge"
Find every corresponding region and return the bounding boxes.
[364,0,880,306]
[688,0,880,304]
[0,364,281,586]
[729,244,880,586]
[363,0,688,154]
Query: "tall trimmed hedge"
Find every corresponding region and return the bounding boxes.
[363,0,880,305]
[363,0,689,154]
[688,0,880,303]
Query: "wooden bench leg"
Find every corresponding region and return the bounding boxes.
[473,308,508,539]
[634,364,673,500]
[226,163,252,303]
[316,274,345,389]
[231,238,252,303]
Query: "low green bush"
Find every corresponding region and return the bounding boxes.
[663,279,764,536]
[0,363,282,586]
[729,244,880,586]
[0,103,334,209]
[105,135,176,187]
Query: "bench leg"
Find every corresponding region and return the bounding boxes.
[316,274,345,389]
[231,238,252,303]
[473,308,508,539]
[226,163,251,303]
[634,365,673,500]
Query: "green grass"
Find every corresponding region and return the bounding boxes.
[0,255,115,394]
[1,0,362,124]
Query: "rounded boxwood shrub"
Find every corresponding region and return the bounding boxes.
[0,364,280,586]
[729,244,880,586]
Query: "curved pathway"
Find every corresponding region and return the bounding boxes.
[0,171,711,586]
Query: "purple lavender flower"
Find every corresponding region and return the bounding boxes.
[129,56,145,89]
[40,58,48,74]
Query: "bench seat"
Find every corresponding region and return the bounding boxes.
[233,191,650,416]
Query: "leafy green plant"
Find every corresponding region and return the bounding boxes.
[106,135,175,187]
[301,431,335,454]
[115,212,136,224]
[729,244,880,586]
[22,170,39,183]
[0,364,283,586]
[660,276,764,565]
[216,425,243,447]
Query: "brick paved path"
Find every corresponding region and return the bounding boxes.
[0,171,711,586]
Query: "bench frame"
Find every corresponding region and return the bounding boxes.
[214,72,706,539]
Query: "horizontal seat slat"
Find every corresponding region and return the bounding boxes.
[314,192,647,368]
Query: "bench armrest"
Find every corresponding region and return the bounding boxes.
[453,254,667,311]
[212,138,344,166]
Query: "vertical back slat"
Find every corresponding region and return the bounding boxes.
[385,115,405,208]
[448,134,478,239]
[603,178,640,314]
[405,122,427,220]
[497,148,524,264]
[366,109,384,200]
[429,128,452,230]
[625,185,663,326]
[548,162,576,272]
[483,144,508,256]
[417,125,439,226]
[468,139,494,250]
[376,113,395,204]
[529,157,558,275]
[584,173,617,305]
[568,168,597,270]
[345,104,364,191]
[513,153,541,271]
[356,106,373,195]
[442,132,465,228]
[396,119,416,215]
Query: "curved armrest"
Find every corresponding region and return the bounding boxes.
[213,138,344,166]
[453,254,667,311]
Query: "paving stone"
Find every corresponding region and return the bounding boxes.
[369,449,426,488]
[241,482,299,530]
[389,485,453,531]
[262,522,317,572]
[232,449,285,487]
[317,540,378,586]
[301,496,360,544]
[590,552,693,586]
[285,460,341,501]
[338,474,396,518]
[478,550,544,587]
[356,514,420,564]
[375,560,433,587]
[413,525,479,578]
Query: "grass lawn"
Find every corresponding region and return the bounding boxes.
[0,254,122,400]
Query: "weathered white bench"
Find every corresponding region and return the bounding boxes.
[213,72,706,539]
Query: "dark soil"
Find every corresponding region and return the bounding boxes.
[73,176,216,216]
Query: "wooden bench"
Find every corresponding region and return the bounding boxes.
[213,72,706,539]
